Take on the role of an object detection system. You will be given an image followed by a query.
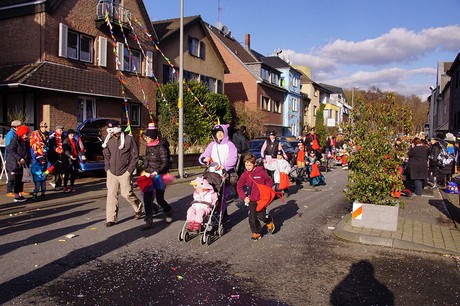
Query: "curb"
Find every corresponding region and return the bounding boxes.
[332,214,460,256]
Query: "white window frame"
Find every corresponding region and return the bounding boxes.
[98,36,107,67]
[274,100,282,113]
[122,103,141,127]
[145,51,153,77]
[261,96,271,111]
[77,97,96,124]
[58,23,93,63]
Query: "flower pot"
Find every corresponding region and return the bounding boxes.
[351,202,399,231]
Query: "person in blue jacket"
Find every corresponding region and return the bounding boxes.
[4,120,22,197]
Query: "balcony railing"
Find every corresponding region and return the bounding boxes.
[96,0,132,25]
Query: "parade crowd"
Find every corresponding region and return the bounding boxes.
[5,118,457,241]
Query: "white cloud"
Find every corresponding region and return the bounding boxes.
[284,25,459,98]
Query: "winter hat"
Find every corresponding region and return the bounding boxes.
[190,177,214,190]
[36,155,45,162]
[211,125,224,134]
[148,122,157,129]
[144,128,158,140]
[11,120,22,127]
[445,132,456,142]
[269,131,276,136]
[16,125,30,137]
[102,120,125,149]
[67,129,76,134]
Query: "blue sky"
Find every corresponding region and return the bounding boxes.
[146,0,460,100]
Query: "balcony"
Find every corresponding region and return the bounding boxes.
[95,0,132,32]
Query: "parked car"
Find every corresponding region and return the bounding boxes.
[248,138,296,163]
[72,118,114,173]
[278,136,301,152]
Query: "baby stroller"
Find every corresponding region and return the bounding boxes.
[178,171,226,245]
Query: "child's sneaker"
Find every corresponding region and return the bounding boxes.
[70,187,76,192]
[14,196,27,202]
[251,233,262,241]
[266,219,275,234]
[63,187,70,193]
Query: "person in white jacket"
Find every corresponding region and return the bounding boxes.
[264,150,291,194]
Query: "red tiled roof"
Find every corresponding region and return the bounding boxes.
[0,62,124,98]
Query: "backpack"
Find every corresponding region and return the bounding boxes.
[437,145,454,167]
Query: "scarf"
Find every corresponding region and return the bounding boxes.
[70,138,78,158]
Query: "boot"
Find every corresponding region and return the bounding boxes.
[143,216,153,229]
[266,218,275,234]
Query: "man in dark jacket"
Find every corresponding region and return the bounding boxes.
[102,121,143,227]
[232,125,249,176]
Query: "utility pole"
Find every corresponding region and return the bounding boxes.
[178,0,184,178]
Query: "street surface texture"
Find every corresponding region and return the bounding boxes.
[1,167,459,305]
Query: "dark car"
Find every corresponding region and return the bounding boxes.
[73,118,115,173]
[248,138,296,163]
[278,136,301,152]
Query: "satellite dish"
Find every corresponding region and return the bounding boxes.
[221,25,230,35]
[215,21,223,31]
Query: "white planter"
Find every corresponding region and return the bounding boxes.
[351,202,399,231]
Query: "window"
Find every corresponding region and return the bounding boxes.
[324,109,332,119]
[201,76,216,93]
[188,36,205,59]
[274,100,282,113]
[121,103,141,127]
[261,68,270,81]
[313,105,317,116]
[292,97,299,112]
[261,96,271,111]
[163,64,178,84]
[77,97,96,123]
[123,47,141,73]
[271,73,279,85]
[184,70,199,82]
[116,43,142,73]
[59,23,93,63]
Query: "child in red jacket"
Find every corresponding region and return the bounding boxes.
[236,154,275,241]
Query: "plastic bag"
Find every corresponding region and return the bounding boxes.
[22,166,33,183]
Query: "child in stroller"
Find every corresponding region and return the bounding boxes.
[186,176,218,232]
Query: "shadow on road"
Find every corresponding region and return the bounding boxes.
[330,260,395,306]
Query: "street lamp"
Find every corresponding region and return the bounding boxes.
[178,0,184,178]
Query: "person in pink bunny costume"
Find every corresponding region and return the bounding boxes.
[186,177,218,231]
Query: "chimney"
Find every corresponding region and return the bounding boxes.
[245,34,251,50]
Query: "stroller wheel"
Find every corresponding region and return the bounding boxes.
[218,225,225,237]
[184,231,191,242]
[206,234,212,245]
[200,233,207,245]
[178,230,184,242]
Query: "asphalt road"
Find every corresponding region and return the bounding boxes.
[0,167,459,305]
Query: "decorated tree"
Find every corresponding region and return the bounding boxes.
[156,81,233,151]
[344,93,413,206]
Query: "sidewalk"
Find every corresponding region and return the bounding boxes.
[333,187,460,256]
[0,167,204,216]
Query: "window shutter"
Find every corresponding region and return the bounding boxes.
[98,36,108,67]
[199,41,205,59]
[116,42,124,70]
[58,23,68,58]
[145,51,153,76]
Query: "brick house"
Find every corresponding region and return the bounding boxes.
[152,15,228,91]
[0,0,158,139]
[207,25,286,136]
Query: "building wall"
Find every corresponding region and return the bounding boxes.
[0,0,158,129]
[154,20,226,88]
[0,13,42,65]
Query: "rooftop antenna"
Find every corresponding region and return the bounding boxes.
[217,0,222,22]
